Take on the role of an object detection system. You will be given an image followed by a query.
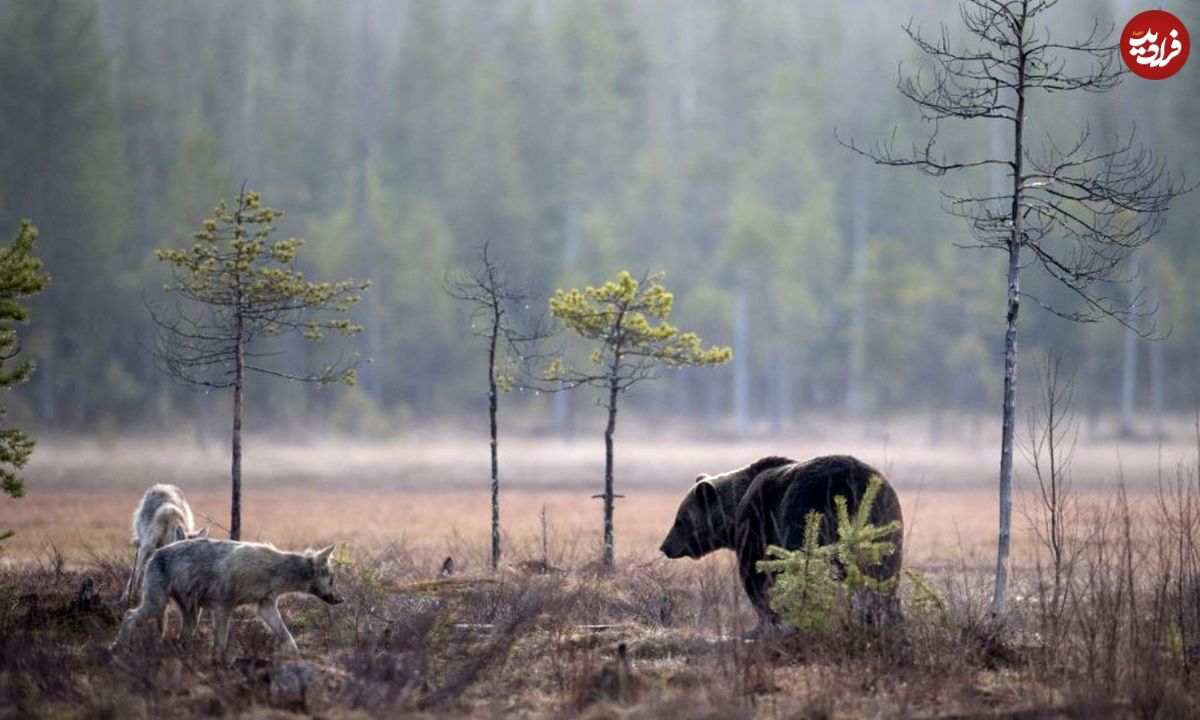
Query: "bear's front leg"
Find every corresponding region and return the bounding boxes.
[737,547,785,638]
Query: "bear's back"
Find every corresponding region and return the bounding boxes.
[738,454,903,575]
[748,454,881,507]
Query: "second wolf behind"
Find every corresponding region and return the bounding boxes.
[111,538,344,662]
[122,484,208,603]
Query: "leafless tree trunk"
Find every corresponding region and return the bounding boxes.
[1150,325,1164,439]
[841,0,1190,620]
[445,243,550,571]
[1119,255,1142,438]
[230,310,243,541]
[994,35,1028,610]
[732,280,749,437]
[488,304,501,570]
[602,375,619,567]
[846,155,870,420]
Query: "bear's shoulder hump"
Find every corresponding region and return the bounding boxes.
[746,455,796,477]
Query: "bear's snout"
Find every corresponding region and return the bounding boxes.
[659,540,684,559]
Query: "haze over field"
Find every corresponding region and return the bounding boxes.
[0,0,1196,440]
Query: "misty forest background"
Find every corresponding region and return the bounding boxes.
[1,0,1197,443]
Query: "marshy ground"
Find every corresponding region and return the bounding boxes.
[1,428,1197,718]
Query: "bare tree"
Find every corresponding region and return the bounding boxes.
[841,0,1190,617]
[1020,354,1083,651]
[445,242,551,571]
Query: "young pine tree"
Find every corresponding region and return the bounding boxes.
[150,189,369,540]
[757,476,903,636]
[547,271,730,567]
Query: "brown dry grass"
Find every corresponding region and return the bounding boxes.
[3,431,1186,565]
[1,432,1198,718]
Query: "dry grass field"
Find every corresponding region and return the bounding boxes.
[2,429,1184,563]
[1,429,1198,718]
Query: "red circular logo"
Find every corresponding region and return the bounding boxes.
[1121,10,1189,80]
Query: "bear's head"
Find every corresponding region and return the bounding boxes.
[659,473,732,559]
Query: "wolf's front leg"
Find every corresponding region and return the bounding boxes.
[257,602,299,654]
[120,547,140,604]
[110,611,139,652]
[111,599,162,651]
[211,606,232,664]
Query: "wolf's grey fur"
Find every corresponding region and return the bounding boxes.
[111,538,343,662]
[121,484,208,603]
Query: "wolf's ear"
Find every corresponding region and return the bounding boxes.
[173,526,186,542]
[315,545,335,566]
[194,527,210,539]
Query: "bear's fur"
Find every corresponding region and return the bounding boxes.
[659,455,903,618]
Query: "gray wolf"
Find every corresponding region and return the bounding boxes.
[659,455,903,617]
[111,538,343,661]
[121,484,208,603]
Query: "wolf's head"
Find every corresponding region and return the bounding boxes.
[306,545,344,605]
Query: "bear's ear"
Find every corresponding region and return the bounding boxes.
[694,473,710,484]
[695,479,719,510]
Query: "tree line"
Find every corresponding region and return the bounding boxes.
[0,0,1196,440]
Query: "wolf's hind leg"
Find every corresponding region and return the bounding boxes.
[257,602,299,654]
[179,603,199,653]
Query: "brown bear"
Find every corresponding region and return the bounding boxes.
[659,455,903,620]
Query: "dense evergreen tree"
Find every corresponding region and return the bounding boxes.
[0,221,50,528]
[0,0,1193,432]
[0,0,129,426]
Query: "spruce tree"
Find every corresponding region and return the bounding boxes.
[0,221,50,542]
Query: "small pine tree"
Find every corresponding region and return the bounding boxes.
[150,189,370,540]
[757,511,840,636]
[756,475,902,635]
[547,270,730,566]
[832,476,903,594]
[0,221,50,544]
[902,568,948,622]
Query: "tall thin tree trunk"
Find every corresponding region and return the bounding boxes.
[231,311,244,541]
[846,155,869,419]
[992,20,1027,618]
[1150,330,1164,440]
[1118,254,1141,437]
[602,377,619,567]
[488,313,501,571]
[770,350,792,434]
[354,0,382,401]
[732,279,749,437]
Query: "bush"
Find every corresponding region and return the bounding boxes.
[755,475,903,637]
